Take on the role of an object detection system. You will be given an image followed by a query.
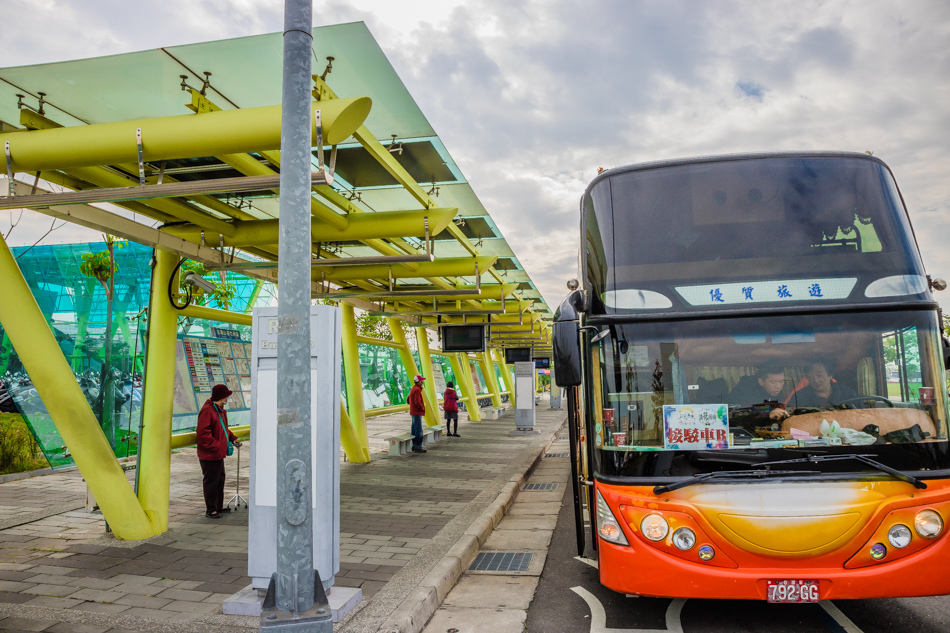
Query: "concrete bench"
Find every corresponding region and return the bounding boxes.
[386,433,414,456]
[423,427,444,446]
[479,407,500,420]
[387,428,444,455]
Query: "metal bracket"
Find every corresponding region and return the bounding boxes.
[423,216,431,257]
[314,110,324,171]
[157,160,166,185]
[4,141,13,198]
[135,128,146,187]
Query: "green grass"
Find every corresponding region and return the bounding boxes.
[0,413,50,475]
[886,382,923,401]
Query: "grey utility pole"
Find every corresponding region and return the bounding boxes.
[260,0,330,631]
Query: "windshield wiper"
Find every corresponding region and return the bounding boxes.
[755,454,927,489]
[653,469,820,495]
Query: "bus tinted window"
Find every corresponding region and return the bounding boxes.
[587,310,950,478]
[584,156,926,313]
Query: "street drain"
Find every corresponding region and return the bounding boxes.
[545,452,568,457]
[470,551,533,572]
[522,483,559,491]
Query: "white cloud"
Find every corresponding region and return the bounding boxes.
[1,0,949,312]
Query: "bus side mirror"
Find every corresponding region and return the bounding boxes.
[943,336,950,370]
[553,291,583,387]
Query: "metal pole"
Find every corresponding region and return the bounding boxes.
[276,0,314,615]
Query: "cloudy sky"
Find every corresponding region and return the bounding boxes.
[2,0,949,311]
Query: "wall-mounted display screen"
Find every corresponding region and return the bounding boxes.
[505,347,532,363]
[533,357,550,369]
[441,325,486,352]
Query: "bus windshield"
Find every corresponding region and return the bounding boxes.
[588,309,950,478]
[584,155,926,314]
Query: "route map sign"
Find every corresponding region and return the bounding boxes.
[172,333,252,431]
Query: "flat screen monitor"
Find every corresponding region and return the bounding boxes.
[505,347,532,364]
[441,325,486,352]
[533,357,550,369]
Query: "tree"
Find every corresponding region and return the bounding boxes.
[79,236,122,449]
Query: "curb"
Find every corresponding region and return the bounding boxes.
[378,419,566,633]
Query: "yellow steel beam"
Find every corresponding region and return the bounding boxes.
[178,304,253,326]
[339,402,369,463]
[448,353,480,422]
[386,317,438,421]
[382,283,519,303]
[66,165,238,236]
[0,232,155,539]
[137,249,181,533]
[163,208,458,247]
[313,255,496,282]
[18,111,258,224]
[493,348,515,397]
[312,76,490,267]
[170,425,250,449]
[341,303,371,462]
[477,352,503,408]
[6,97,371,173]
[414,328,442,428]
[215,151,349,231]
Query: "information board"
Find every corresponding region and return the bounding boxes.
[172,333,252,431]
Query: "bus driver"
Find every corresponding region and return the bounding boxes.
[727,362,790,420]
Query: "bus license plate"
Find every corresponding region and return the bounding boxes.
[766,580,819,603]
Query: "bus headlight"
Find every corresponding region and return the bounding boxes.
[672,527,696,550]
[595,491,629,546]
[887,524,912,548]
[640,514,669,542]
[915,510,944,539]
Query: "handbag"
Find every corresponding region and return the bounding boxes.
[214,406,234,457]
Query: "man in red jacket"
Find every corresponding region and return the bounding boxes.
[443,381,460,437]
[407,375,427,454]
[196,384,242,518]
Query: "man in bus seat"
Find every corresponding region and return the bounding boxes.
[727,362,791,420]
[785,360,859,409]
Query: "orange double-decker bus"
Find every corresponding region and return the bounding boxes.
[553,152,950,602]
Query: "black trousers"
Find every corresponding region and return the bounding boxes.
[199,458,226,514]
[445,410,458,435]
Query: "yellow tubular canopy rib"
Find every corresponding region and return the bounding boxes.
[5,98,372,173]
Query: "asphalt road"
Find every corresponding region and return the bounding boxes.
[525,485,950,633]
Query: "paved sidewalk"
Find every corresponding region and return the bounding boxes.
[0,402,565,633]
[421,435,572,633]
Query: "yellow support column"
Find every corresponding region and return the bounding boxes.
[449,353,481,422]
[478,352,503,408]
[386,318,439,423]
[0,234,154,540]
[136,250,180,533]
[414,328,441,428]
[340,402,369,463]
[493,348,515,398]
[341,303,371,462]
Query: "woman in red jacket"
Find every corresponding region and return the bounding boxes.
[443,381,460,437]
[196,384,242,518]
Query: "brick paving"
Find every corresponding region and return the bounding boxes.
[0,402,565,632]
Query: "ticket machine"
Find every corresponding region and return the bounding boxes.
[248,306,341,591]
[514,361,536,431]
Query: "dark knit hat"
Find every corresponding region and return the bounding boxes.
[211,384,233,401]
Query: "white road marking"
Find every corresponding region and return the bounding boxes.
[571,586,686,633]
[575,555,599,569]
[820,601,866,633]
